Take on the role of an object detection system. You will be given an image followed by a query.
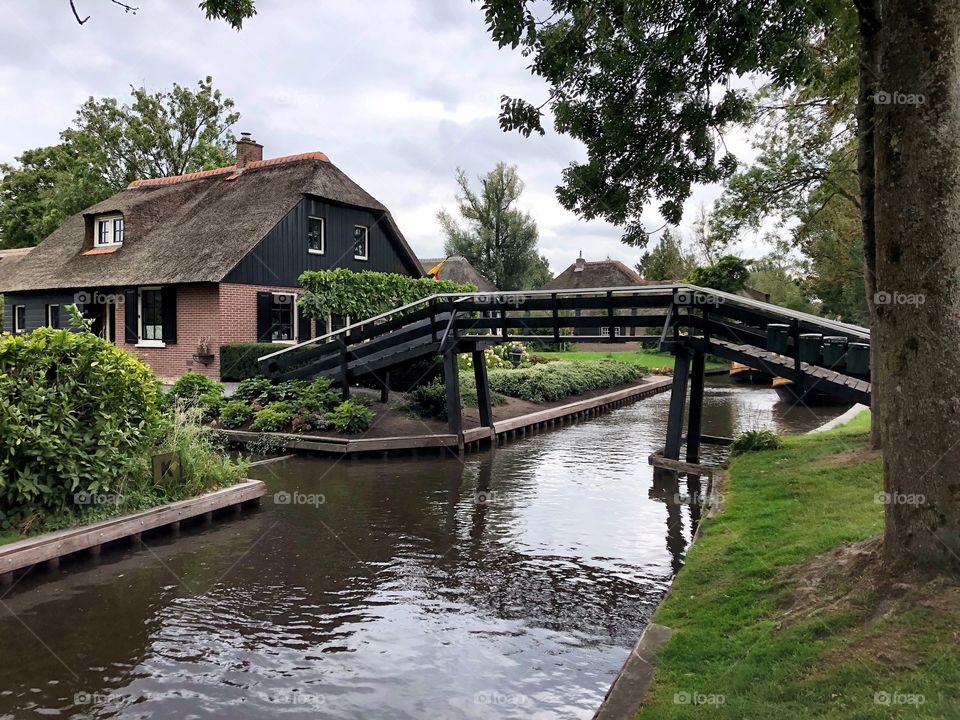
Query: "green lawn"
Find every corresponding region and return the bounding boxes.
[535,350,726,369]
[638,411,960,718]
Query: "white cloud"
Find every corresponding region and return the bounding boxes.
[0,0,769,273]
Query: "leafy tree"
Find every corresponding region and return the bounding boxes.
[68,0,256,28]
[437,163,549,290]
[748,244,818,315]
[686,255,751,294]
[0,77,239,249]
[636,228,698,281]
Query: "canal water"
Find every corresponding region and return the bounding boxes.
[0,379,848,719]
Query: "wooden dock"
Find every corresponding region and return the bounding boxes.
[0,479,266,583]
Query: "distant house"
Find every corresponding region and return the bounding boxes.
[0,248,32,312]
[543,255,670,338]
[0,136,422,381]
[420,256,497,291]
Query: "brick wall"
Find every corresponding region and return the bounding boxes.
[116,283,221,383]
[115,282,311,383]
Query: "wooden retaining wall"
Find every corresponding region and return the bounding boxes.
[0,479,266,584]
[220,377,676,458]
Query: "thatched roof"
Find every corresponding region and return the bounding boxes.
[543,258,669,290]
[3,153,421,293]
[420,256,497,291]
[0,247,32,293]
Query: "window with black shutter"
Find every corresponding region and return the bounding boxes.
[270,293,296,342]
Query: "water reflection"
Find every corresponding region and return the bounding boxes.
[0,380,849,719]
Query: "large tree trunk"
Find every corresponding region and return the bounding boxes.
[875,0,960,569]
[855,0,882,450]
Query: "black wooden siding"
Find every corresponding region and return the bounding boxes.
[223,196,419,286]
[2,291,78,333]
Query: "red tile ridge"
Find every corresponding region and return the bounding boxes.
[128,151,330,188]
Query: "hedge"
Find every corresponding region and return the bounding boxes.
[487,360,647,403]
[219,343,281,381]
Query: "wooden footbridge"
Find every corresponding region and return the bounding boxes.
[260,285,870,462]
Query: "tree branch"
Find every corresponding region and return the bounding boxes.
[69,0,89,24]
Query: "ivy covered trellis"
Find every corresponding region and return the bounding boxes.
[297,268,476,325]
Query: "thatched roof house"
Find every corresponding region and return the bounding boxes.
[543,256,670,291]
[0,247,32,294]
[420,256,497,291]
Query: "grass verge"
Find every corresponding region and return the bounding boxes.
[638,411,960,718]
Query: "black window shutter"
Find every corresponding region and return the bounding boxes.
[256,291,273,342]
[297,304,311,343]
[123,288,138,343]
[161,286,177,344]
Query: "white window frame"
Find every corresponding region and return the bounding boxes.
[136,286,165,348]
[601,326,622,338]
[353,224,369,261]
[271,292,298,344]
[601,326,610,337]
[307,216,326,255]
[46,304,60,328]
[13,305,25,334]
[95,214,124,248]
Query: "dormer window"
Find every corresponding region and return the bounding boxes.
[95,215,124,247]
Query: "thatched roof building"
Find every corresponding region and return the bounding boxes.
[420,256,497,291]
[543,256,670,291]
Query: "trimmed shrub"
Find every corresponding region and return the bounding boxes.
[219,343,281,381]
[730,429,784,455]
[0,328,165,525]
[487,360,646,403]
[300,378,341,412]
[327,399,375,433]
[219,401,254,429]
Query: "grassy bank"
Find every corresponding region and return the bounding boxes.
[537,350,725,369]
[639,412,960,718]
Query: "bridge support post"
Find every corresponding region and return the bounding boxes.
[664,346,690,460]
[472,350,493,428]
[338,339,350,400]
[686,349,706,463]
[443,349,463,438]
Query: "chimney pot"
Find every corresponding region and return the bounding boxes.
[574,254,586,272]
[236,133,263,169]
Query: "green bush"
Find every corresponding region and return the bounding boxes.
[487,360,646,403]
[327,399,375,433]
[219,343,282,381]
[730,429,784,455]
[250,402,296,432]
[0,328,165,526]
[401,380,451,420]
[299,378,341,412]
[159,407,249,494]
[169,372,223,406]
[219,400,254,429]
[233,377,277,404]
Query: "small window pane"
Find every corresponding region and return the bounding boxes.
[353,226,368,259]
[141,289,163,341]
[47,305,60,329]
[271,294,295,342]
[14,306,25,333]
[308,217,324,253]
[98,221,110,245]
[113,218,124,244]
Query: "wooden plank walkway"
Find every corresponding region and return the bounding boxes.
[707,338,871,404]
[0,480,266,579]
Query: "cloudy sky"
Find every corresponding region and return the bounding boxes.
[0,0,764,273]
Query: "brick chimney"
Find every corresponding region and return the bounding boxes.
[574,251,586,272]
[236,132,263,169]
